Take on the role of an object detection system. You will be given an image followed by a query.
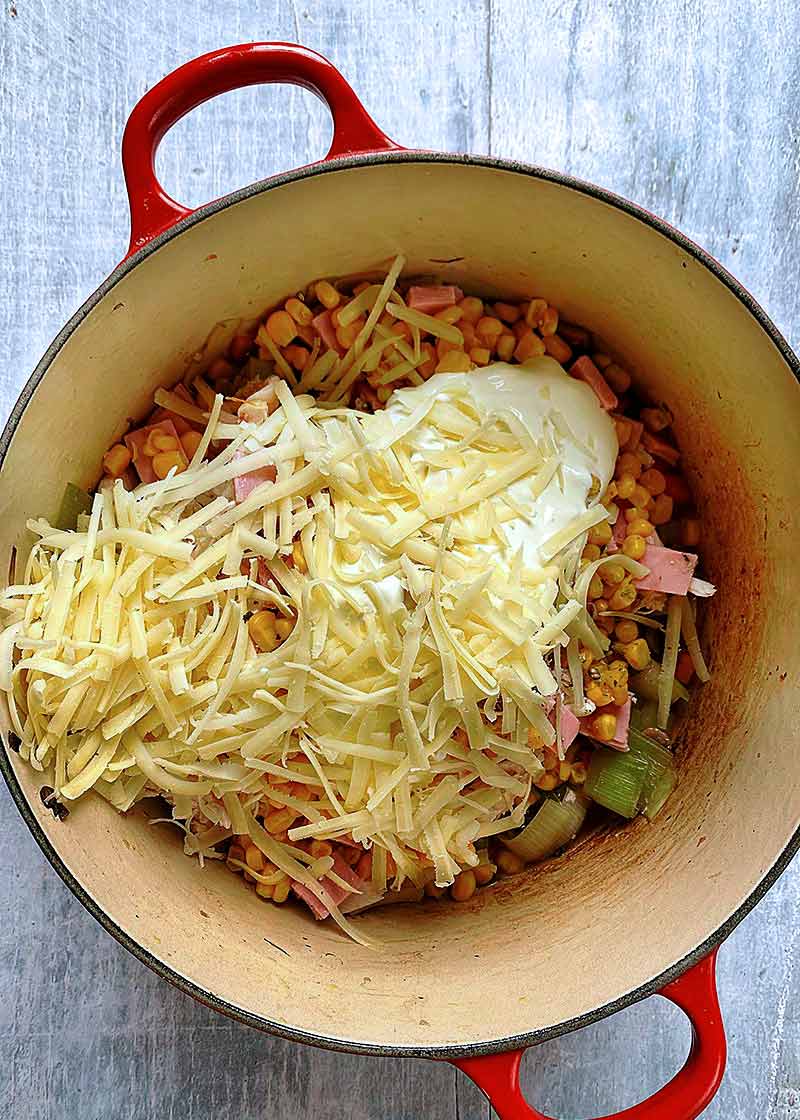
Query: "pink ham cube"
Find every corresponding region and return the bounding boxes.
[559,705,581,750]
[291,852,366,920]
[312,309,341,352]
[232,449,276,503]
[407,285,464,315]
[635,545,698,595]
[569,356,618,411]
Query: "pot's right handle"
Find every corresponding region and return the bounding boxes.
[453,950,726,1120]
[121,42,400,256]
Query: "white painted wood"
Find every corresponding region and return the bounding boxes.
[0,0,796,1116]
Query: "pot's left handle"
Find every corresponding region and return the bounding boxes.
[121,42,400,256]
[451,951,726,1120]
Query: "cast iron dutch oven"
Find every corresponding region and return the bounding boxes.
[2,42,799,1120]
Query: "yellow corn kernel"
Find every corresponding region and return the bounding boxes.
[284,344,309,371]
[476,316,504,345]
[458,296,484,323]
[628,518,655,539]
[474,862,496,885]
[255,881,274,899]
[622,638,651,670]
[624,505,650,523]
[285,297,313,325]
[650,493,674,526]
[336,316,366,349]
[602,562,626,585]
[527,727,546,750]
[265,807,297,834]
[593,352,612,369]
[495,332,516,361]
[616,452,642,479]
[309,839,332,859]
[450,870,477,902]
[496,847,525,875]
[435,305,464,325]
[180,430,203,459]
[543,334,572,363]
[272,878,291,904]
[586,680,615,708]
[469,346,492,366]
[539,305,559,336]
[266,310,297,348]
[604,363,632,393]
[514,330,546,362]
[275,616,295,640]
[558,761,573,782]
[535,771,561,791]
[615,619,639,644]
[245,844,265,872]
[291,539,308,574]
[436,350,472,374]
[102,443,132,477]
[525,297,547,328]
[639,468,666,496]
[248,609,278,652]
[588,574,605,600]
[615,473,637,501]
[315,280,340,309]
[582,543,602,563]
[622,534,647,561]
[590,713,618,742]
[588,520,613,547]
[493,301,521,323]
[609,581,637,609]
[151,450,186,479]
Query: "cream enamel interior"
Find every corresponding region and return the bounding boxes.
[2,159,799,1052]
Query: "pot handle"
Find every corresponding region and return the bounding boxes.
[452,950,725,1120]
[121,42,399,255]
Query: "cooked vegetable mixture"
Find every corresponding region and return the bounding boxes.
[0,256,713,944]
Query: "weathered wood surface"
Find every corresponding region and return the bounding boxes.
[0,1,797,1116]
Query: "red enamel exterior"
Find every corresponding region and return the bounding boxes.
[121,41,399,255]
[120,41,727,1117]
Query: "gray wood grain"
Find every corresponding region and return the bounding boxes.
[0,1,797,1117]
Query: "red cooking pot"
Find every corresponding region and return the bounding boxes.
[2,42,798,1120]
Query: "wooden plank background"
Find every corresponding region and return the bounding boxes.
[0,1,797,1116]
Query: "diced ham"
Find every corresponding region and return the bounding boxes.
[641,430,680,465]
[635,545,698,595]
[124,418,185,483]
[581,698,631,751]
[312,309,341,352]
[232,456,277,503]
[291,853,366,920]
[406,285,464,315]
[559,705,581,750]
[569,356,618,411]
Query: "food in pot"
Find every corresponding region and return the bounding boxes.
[0,256,713,943]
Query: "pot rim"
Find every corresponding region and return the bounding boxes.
[1,149,798,1059]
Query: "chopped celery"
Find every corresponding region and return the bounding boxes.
[629,728,677,819]
[630,698,659,732]
[585,749,648,818]
[505,793,588,861]
[631,662,689,704]
[55,483,92,530]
